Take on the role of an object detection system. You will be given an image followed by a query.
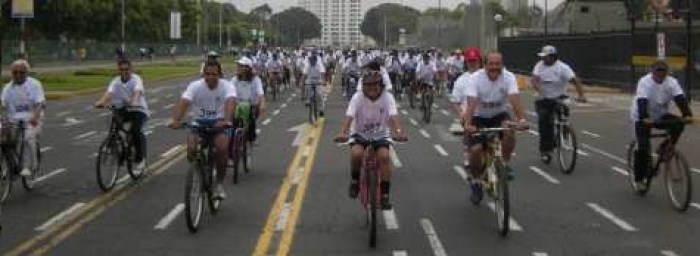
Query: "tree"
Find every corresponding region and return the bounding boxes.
[361,3,421,47]
[269,7,321,47]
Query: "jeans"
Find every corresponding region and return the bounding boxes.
[633,114,685,181]
[535,99,560,153]
[123,111,147,163]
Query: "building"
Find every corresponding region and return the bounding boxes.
[298,0,363,47]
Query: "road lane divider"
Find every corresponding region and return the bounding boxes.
[532,252,548,256]
[529,166,561,184]
[390,146,403,168]
[73,131,96,140]
[409,118,418,126]
[691,168,700,175]
[611,166,629,176]
[586,202,638,232]
[487,202,523,231]
[434,144,448,157]
[581,130,601,138]
[690,203,700,210]
[393,250,408,256]
[160,145,183,158]
[383,208,399,230]
[35,168,67,184]
[660,250,680,256]
[262,118,272,126]
[274,203,293,232]
[40,146,52,153]
[581,143,627,164]
[440,109,450,116]
[154,203,185,230]
[420,218,448,256]
[34,203,85,231]
[7,145,187,255]
[420,129,431,138]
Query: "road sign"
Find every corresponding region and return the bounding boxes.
[657,32,666,60]
[12,0,34,19]
[170,11,182,39]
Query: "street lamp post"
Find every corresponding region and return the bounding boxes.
[121,0,125,53]
[494,13,503,51]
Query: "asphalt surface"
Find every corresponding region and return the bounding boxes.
[1,70,699,256]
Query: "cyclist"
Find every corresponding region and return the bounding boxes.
[531,45,587,162]
[416,53,437,97]
[231,57,265,144]
[169,60,236,200]
[356,58,393,93]
[462,52,528,204]
[301,55,327,116]
[630,60,693,191]
[200,51,220,76]
[450,47,483,168]
[342,51,362,97]
[94,58,149,173]
[334,71,408,210]
[266,53,285,94]
[1,59,45,177]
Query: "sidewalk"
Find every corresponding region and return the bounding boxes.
[1,56,200,75]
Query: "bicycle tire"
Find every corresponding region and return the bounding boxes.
[0,155,12,203]
[309,90,317,124]
[626,141,651,196]
[493,159,510,237]
[423,91,433,123]
[367,167,378,248]
[272,81,278,102]
[96,137,121,192]
[557,125,578,174]
[184,162,204,233]
[21,142,42,191]
[231,131,242,184]
[206,161,221,214]
[244,139,251,173]
[126,142,145,180]
[663,151,692,212]
[409,85,416,109]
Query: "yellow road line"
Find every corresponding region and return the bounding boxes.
[276,119,325,256]
[6,145,186,256]
[252,124,312,256]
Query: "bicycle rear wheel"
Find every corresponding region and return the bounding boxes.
[231,131,243,184]
[493,159,510,237]
[409,85,416,109]
[367,169,378,248]
[557,125,578,174]
[309,91,318,124]
[96,137,121,192]
[663,151,692,212]
[22,142,42,191]
[626,141,652,196]
[423,91,433,123]
[184,162,204,233]
[0,156,12,203]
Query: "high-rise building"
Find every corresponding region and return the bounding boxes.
[298,0,363,47]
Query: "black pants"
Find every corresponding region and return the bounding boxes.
[123,111,147,163]
[633,114,685,181]
[536,99,564,153]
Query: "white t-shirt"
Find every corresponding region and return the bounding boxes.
[231,76,264,104]
[182,79,237,119]
[416,62,437,82]
[266,59,284,73]
[1,77,45,121]
[356,67,393,92]
[532,60,576,99]
[346,92,398,140]
[629,73,685,121]
[465,69,519,118]
[450,70,479,104]
[303,62,326,84]
[106,74,149,115]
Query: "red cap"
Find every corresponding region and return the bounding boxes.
[463,47,481,61]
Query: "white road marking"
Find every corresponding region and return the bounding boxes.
[690,203,700,210]
[160,145,183,158]
[420,219,447,256]
[36,168,67,183]
[527,110,537,117]
[291,167,305,185]
[434,144,448,157]
[453,165,468,181]
[40,146,52,153]
[383,208,399,230]
[581,130,601,138]
[163,103,175,110]
[409,118,418,126]
[440,109,450,116]
[275,203,293,231]
[262,118,272,126]
[420,129,431,138]
[99,112,110,117]
[660,250,680,256]
[529,166,561,184]
[581,143,627,164]
[390,146,402,168]
[116,174,131,185]
[273,109,281,116]
[401,110,409,115]
[145,130,153,136]
[577,150,589,156]
[35,203,85,231]
[586,202,638,231]
[528,130,540,136]
[73,131,96,140]
[281,103,288,108]
[611,166,629,176]
[154,204,185,230]
[393,250,408,256]
[691,168,700,175]
[532,252,548,256]
[56,111,71,117]
[487,202,524,231]
[91,152,98,158]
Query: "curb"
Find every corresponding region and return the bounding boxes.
[45,73,196,101]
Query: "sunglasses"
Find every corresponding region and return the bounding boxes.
[654,68,668,72]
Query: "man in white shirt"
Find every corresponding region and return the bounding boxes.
[462,52,528,204]
[169,60,237,199]
[334,71,407,210]
[95,59,150,173]
[302,55,327,116]
[449,47,483,168]
[629,60,693,191]
[531,45,587,162]
[1,59,45,177]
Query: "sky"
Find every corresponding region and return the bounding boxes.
[225,0,566,13]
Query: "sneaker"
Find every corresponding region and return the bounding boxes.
[20,168,32,177]
[469,182,483,205]
[634,180,648,192]
[348,180,359,199]
[214,183,227,200]
[505,164,514,180]
[380,194,393,210]
[540,152,552,164]
[463,159,470,169]
[135,161,146,173]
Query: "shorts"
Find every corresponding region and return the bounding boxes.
[465,112,510,147]
[349,134,391,150]
[189,118,233,137]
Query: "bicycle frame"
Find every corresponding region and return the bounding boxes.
[359,144,380,210]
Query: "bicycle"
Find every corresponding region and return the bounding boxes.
[540,95,578,174]
[0,120,42,203]
[419,80,435,124]
[336,136,406,248]
[626,119,693,212]
[95,106,147,192]
[469,124,523,237]
[307,83,324,125]
[268,71,282,102]
[174,121,231,233]
[230,103,255,184]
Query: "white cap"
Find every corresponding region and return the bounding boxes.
[537,45,557,57]
[237,57,253,66]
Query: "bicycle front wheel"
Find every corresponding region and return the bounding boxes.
[0,157,12,203]
[231,132,242,184]
[626,141,651,196]
[96,137,121,192]
[367,170,378,248]
[663,151,692,212]
[493,159,510,237]
[423,91,433,123]
[184,162,205,233]
[557,125,578,174]
[309,91,318,124]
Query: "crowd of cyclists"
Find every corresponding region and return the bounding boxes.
[0,42,694,231]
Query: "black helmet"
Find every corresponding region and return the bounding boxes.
[361,70,385,100]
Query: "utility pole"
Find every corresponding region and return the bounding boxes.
[121,0,126,52]
[438,0,442,49]
[544,0,548,36]
[383,11,387,48]
[684,0,693,100]
[218,2,222,48]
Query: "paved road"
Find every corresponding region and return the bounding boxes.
[1,72,699,256]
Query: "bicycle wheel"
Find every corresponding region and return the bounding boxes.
[244,139,252,173]
[231,131,242,184]
[626,141,651,196]
[126,142,145,180]
[272,81,278,102]
[557,125,578,174]
[96,137,121,192]
[423,91,433,123]
[21,142,42,191]
[493,159,510,237]
[309,90,317,124]
[367,169,378,248]
[206,162,221,214]
[184,162,204,233]
[409,85,416,109]
[663,151,692,212]
[0,156,12,203]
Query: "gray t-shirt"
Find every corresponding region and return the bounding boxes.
[532,60,576,99]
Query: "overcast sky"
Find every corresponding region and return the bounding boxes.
[224,0,566,13]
